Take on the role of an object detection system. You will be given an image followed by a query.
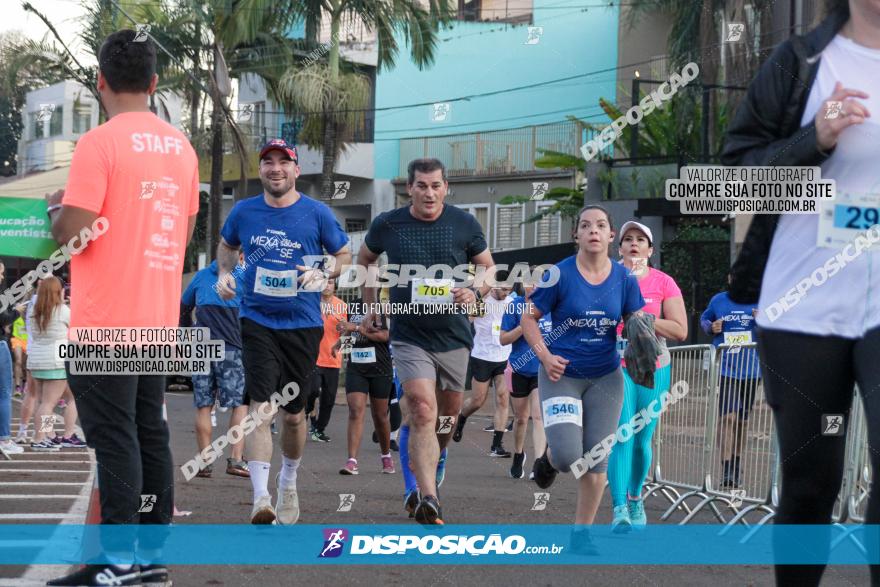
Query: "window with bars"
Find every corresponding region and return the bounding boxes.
[534,203,561,246]
[495,205,523,250]
[48,106,63,137]
[29,113,44,141]
[241,102,266,145]
[346,218,367,233]
[73,108,92,134]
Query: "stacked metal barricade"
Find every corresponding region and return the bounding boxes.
[641,343,871,532]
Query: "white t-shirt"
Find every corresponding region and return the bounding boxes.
[471,293,514,362]
[757,34,880,338]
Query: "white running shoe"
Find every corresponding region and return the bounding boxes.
[250,494,276,524]
[0,440,24,456]
[275,474,300,525]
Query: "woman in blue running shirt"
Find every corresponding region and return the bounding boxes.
[521,205,644,534]
[500,274,550,480]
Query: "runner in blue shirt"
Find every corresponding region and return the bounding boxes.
[521,205,644,548]
[701,275,761,489]
[181,259,249,479]
[499,274,551,479]
[216,139,351,525]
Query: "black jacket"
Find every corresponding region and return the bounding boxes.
[720,10,849,304]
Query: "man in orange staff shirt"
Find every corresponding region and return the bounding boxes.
[44,30,198,587]
[307,278,347,442]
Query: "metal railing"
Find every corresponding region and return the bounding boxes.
[398,121,582,179]
[455,1,532,24]
[643,343,871,534]
[223,114,375,153]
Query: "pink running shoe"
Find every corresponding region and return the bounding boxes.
[381,455,395,474]
[339,458,359,475]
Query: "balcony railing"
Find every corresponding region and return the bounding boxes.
[399,121,581,179]
[455,0,532,24]
[223,113,374,153]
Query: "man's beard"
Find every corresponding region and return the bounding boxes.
[262,176,293,197]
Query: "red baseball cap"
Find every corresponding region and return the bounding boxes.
[259,138,298,162]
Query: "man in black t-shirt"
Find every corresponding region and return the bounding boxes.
[357,158,495,524]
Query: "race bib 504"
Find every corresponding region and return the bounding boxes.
[254,266,297,297]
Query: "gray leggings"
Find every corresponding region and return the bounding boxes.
[538,366,624,474]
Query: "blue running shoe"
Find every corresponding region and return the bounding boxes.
[404,489,420,518]
[612,504,632,533]
[628,499,647,528]
[436,448,447,488]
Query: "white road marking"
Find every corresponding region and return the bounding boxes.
[0,495,81,499]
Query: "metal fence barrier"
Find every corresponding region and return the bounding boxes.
[643,343,871,532]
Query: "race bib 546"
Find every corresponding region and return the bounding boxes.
[542,397,582,427]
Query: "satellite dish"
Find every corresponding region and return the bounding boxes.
[214,43,231,98]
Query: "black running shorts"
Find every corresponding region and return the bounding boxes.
[240,318,322,414]
[345,368,393,399]
[470,356,508,383]
[510,371,539,398]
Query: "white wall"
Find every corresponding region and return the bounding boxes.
[20,80,186,174]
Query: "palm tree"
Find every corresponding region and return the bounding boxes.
[16,0,302,259]
[624,0,773,147]
[498,96,729,221]
[191,1,301,255]
[280,0,454,199]
[0,30,69,176]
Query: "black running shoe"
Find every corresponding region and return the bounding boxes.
[510,452,526,479]
[489,445,511,458]
[311,430,331,443]
[531,451,558,489]
[140,564,172,587]
[452,415,466,442]
[404,489,420,519]
[484,421,513,432]
[414,495,444,525]
[47,564,141,586]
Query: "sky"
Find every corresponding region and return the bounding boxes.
[3,0,92,61]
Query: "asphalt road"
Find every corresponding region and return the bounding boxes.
[2,390,871,586]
